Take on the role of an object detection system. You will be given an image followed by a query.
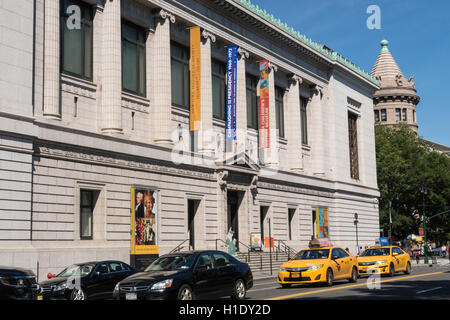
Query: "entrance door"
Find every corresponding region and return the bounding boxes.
[260,206,269,247]
[227,191,239,250]
[188,200,199,250]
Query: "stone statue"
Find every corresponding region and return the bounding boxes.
[226,228,238,257]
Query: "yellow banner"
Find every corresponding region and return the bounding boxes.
[190,26,201,131]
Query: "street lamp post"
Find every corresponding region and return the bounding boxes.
[354,213,359,254]
[388,199,392,245]
[421,183,428,264]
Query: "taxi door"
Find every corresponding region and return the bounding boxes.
[330,248,347,279]
[392,247,404,270]
[337,248,354,278]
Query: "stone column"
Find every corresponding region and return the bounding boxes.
[198,30,216,157]
[285,75,303,172]
[232,47,249,157]
[310,85,325,176]
[101,0,122,133]
[43,0,60,119]
[149,9,176,147]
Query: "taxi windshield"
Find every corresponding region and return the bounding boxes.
[292,249,330,260]
[360,248,390,256]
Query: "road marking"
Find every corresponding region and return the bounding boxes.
[266,271,446,300]
[416,287,442,294]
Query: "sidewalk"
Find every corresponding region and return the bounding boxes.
[411,257,450,268]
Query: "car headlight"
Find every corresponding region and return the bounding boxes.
[150,279,173,291]
[375,260,387,265]
[54,283,67,291]
[307,265,324,271]
[114,283,120,293]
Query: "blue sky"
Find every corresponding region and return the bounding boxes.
[250,0,450,146]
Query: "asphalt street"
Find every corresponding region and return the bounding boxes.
[247,266,450,300]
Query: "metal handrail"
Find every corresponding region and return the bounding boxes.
[274,239,297,260]
[215,238,266,269]
[169,239,191,253]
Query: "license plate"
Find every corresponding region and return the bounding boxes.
[291,272,300,278]
[126,293,137,300]
[37,295,43,301]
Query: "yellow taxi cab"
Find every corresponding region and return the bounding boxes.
[357,246,411,276]
[277,246,358,287]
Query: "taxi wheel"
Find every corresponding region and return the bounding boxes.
[349,267,358,283]
[388,263,395,277]
[404,262,411,275]
[325,269,334,287]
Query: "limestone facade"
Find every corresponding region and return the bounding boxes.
[1,0,380,280]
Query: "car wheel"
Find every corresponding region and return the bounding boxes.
[349,267,358,283]
[177,284,194,300]
[389,263,395,277]
[325,269,334,287]
[70,288,87,300]
[231,279,246,300]
[404,262,411,275]
[281,283,291,288]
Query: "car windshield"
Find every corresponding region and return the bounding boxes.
[292,249,330,260]
[57,264,95,277]
[144,254,195,271]
[360,248,391,256]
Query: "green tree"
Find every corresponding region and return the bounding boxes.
[375,125,450,244]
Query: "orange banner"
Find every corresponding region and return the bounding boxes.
[190,26,201,131]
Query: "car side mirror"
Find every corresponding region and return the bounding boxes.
[393,252,399,256]
[332,255,339,260]
[93,271,101,278]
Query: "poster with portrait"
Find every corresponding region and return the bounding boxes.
[131,188,158,259]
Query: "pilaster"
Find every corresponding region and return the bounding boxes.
[286,74,303,172]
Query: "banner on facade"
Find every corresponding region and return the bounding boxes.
[190,26,201,131]
[259,60,270,149]
[316,207,329,238]
[131,187,158,256]
[226,45,237,141]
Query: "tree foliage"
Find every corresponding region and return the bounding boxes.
[375,125,450,244]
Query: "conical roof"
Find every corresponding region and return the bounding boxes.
[371,40,404,80]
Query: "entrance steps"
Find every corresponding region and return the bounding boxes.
[236,251,290,276]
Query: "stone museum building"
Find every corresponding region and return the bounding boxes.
[0,0,380,278]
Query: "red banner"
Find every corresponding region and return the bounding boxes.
[259,60,270,149]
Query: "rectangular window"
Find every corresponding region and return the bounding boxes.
[171,41,190,109]
[395,108,401,122]
[80,190,94,239]
[413,110,416,123]
[246,74,258,129]
[275,86,285,138]
[61,0,93,79]
[300,97,308,145]
[121,21,146,96]
[381,109,387,122]
[348,112,359,180]
[402,108,407,121]
[374,110,380,122]
[212,59,226,120]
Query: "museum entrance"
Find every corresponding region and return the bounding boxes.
[227,190,242,251]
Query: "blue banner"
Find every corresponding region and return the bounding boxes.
[226,45,237,141]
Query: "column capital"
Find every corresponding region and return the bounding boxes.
[201,29,216,43]
[237,47,249,60]
[287,74,302,86]
[268,62,278,73]
[153,8,176,23]
[310,84,323,97]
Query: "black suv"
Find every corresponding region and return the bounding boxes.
[0,266,40,300]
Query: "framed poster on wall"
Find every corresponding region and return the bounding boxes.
[130,187,159,269]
